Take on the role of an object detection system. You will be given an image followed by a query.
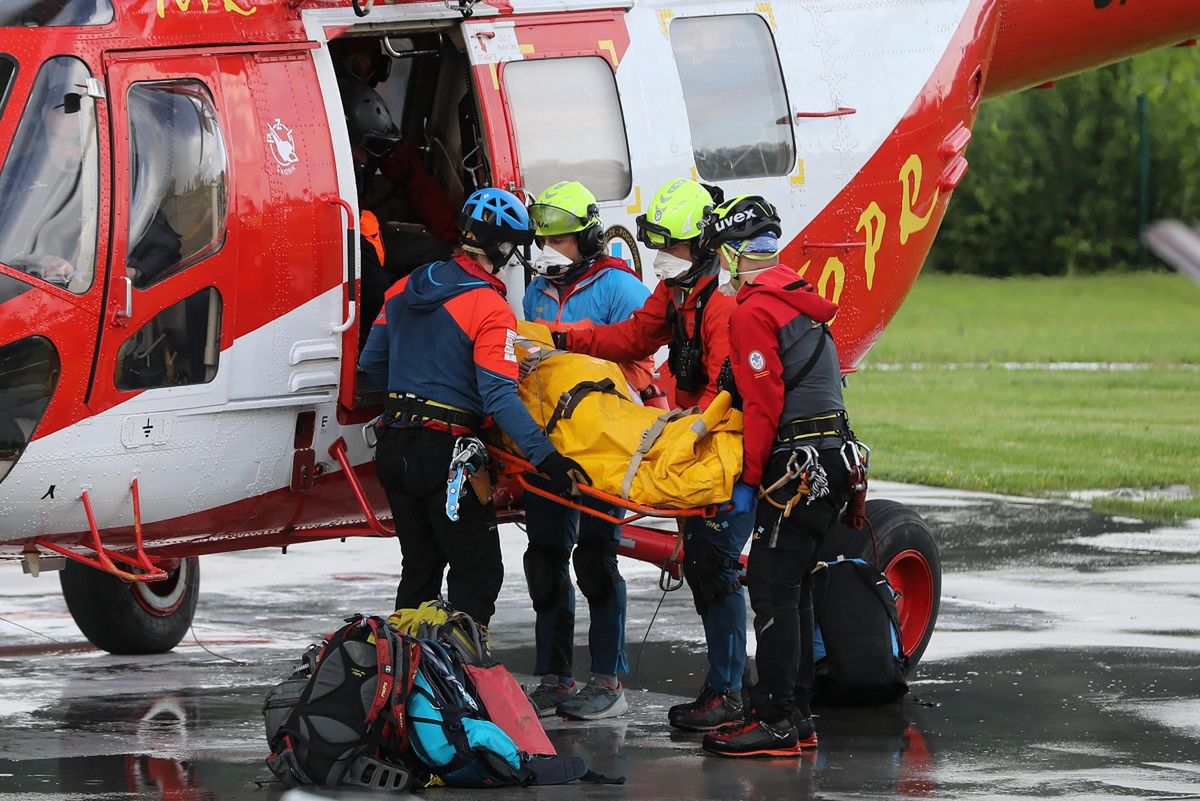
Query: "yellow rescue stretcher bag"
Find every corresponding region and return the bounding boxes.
[508,322,743,509]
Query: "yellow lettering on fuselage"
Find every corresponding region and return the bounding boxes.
[795,257,845,313]
[855,201,886,290]
[792,151,944,307]
[816,256,845,306]
[157,0,256,18]
[898,153,937,245]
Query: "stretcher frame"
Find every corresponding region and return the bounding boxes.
[487,446,722,526]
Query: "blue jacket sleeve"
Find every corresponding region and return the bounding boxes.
[602,270,652,325]
[471,299,556,465]
[358,315,389,391]
[476,366,556,465]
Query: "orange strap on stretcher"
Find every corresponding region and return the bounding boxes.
[487,446,721,526]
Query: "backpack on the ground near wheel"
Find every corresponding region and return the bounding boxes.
[264,614,420,791]
[813,556,909,706]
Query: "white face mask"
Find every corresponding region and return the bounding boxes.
[533,245,574,277]
[652,250,693,282]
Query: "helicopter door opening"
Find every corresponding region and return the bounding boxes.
[329,28,488,414]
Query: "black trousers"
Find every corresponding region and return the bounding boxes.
[747,447,850,723]
[374,426,502,625]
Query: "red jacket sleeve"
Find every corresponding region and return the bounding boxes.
[728,300,784,487]
[698,291,735,407]
[566,281,671,363]
[381,142,460,244]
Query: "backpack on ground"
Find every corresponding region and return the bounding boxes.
[391,601,554,757]
[406,639,528,787]
[812,556,908,705]
[406,639,609,788]
[389,599,493,666]
[265,614,420,791]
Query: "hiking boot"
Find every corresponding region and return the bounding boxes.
[526,676,577,718]
[557,676,628,721]
[668,686,744,732]
[702,716,817,758]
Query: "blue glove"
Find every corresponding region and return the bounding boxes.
[728,482,757,517]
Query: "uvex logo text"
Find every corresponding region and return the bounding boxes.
[713,209,757,231]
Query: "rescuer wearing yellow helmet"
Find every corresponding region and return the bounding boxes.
[553,178,755,733]
[521,181,653,721]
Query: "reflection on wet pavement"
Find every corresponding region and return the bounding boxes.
[1,483,1197,800]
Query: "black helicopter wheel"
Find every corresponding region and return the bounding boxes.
[60,557,200,654]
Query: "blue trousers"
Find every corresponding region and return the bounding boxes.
[682,504,755,693]
[524,493,628,679]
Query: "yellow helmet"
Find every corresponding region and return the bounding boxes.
[529,180,605,257]
[635,179,715,249]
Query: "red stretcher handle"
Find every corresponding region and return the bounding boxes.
[488,446,721,524]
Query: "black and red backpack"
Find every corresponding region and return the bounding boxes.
[265,614,421,792]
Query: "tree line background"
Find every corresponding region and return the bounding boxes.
[927,46,1200,276]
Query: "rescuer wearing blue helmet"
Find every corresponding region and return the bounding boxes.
[359,187,589,625]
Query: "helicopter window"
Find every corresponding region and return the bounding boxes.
[0,336,59,487]
[126,81,228,289]
[670,15,795,181]
[0,56,15,118]
[503,56,632,200]
[0,0,114,27]
[115,287,222,391]
[0,56,100,294]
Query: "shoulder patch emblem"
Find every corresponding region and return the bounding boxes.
[748,350,765,371]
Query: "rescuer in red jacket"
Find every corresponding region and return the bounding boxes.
[698,196,862,759]
[559,179,731,411]
[555,179,754,733]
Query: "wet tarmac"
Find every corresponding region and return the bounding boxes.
[1,482,1198,800]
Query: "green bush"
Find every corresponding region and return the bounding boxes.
[927,48,1200,276]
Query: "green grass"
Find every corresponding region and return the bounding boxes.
[866,272,1200,365]
[848,273,1200,523]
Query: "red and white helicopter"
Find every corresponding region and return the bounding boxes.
[1,0,1197,662]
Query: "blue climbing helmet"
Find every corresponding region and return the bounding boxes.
[458,188,535,272]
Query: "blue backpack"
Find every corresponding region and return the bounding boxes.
[813,556,909,705]
[406,640,611,788]
[406,640,524,787]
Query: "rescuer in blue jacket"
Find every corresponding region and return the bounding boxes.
[521,181,652,721]
[359,188,587,625]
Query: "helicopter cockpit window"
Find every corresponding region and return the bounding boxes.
[0,0,114,27]
[115,288,221,391]
[0,336,59,486]
[0,57,100,293]
[503,56,632,200]
[670,15,795,181]
[126,82,228,289]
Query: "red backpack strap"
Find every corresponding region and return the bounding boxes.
[363,617,396,726]
[389,636,422,751]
